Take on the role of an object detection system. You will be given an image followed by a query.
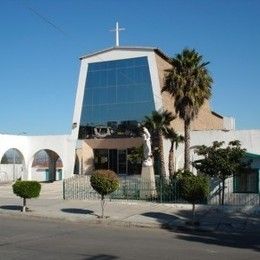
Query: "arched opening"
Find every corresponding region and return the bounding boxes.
[0,148,25,182]
[31,149,63,182]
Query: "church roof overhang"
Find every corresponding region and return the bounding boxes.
[211,111,224,119]
[79,46,172,63]
[245,152,260,159]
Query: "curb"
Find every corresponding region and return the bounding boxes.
[0,209,216,233]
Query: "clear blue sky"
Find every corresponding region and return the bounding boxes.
[1,0,259,135]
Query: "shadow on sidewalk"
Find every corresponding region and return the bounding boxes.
[174,228,260,252]
[79,254,118,260]
[141,209,260,251]
[142,212,179,221]
[61,208,98,217]
[159,208,260,252]
[0,205,22,211]
[141,211,180,228]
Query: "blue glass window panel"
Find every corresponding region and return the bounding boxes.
[107,87,117,103]
[88,63,98,71]
[99,71,107,87]
[86,71,96,88]
[107,69,116,86]
[134,66,150,84]
[138,84,153,100]
[117,86,130,103]
[80,57,155,129]
[117,68,135,86]
[92,87,116,105]
[92,89,103,105]
[106,61,117,69]
[84,101,154,125]
[85,88,93,106]
[134,57,147,66]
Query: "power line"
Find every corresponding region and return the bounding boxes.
[20,3,165,106]
[23,3,68,37]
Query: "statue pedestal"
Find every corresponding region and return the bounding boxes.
[140,165,157,199]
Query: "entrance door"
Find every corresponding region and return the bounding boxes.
[118,150,127,174]
[94,149,109,170]
[93,149,127,174]
[109,149,118,173]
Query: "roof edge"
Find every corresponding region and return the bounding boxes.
[211,111,223,119]
[79,46,171,62]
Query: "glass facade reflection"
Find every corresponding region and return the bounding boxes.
[94,149,141,175]
[79,57,155,139]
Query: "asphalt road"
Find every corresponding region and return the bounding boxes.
[0,215,259,260]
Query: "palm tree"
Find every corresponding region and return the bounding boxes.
[163,128,184,177]
[143,110,175,178]
[162,48,213,171]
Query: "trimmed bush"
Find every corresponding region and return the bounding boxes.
[12,181,41,212]
[90,170,119,218]
[180,174,209,224]
[90,170,119,197]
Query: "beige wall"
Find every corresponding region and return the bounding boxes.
[155,53,224,131]
[76,142,94,175]
[76,138,143,175]
[85,138,142,149]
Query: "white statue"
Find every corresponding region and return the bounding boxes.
[142,126,153,167]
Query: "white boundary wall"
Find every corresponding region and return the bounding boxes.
[167,129,260,172]
[0,134,76,181]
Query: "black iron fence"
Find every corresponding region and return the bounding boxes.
[63,175,260,206]
[63,175,185,202]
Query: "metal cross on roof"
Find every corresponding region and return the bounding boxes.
[110,22,125,47]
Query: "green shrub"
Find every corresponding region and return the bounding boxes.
[13,181,41,198]
[90,170,119,218]
[90,170,119,197]
[179,174,209,224]
[12,181,41,212]
[180,174,209,204]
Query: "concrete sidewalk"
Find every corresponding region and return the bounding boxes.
[0,182,259,232]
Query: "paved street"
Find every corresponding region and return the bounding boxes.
[0,215,259,260]
[0,182,260,259]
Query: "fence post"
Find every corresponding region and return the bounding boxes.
[63,179,65,200]
[174,180,177,203]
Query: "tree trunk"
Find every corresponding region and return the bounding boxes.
[22,197,27,212]
[218,181,222,205]
[101,195,105,218]
[221,179,225,205]
[158,131,166,178]
[168,141,174,177]
[192,203,195,225]
[151,132,159,176]
[184,120,191,172]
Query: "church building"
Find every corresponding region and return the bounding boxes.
[0,23,259,199]
[71,45,234,177]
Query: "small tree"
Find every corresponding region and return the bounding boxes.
[180,174,209,225]
[163,128,184,176]
[143,110,175,178]
[12,181,41,212]
[90,170,119,218]
[127,146,143,175]
[193,140,251,205]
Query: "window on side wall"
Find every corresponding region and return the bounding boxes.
[233,169,259,193]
